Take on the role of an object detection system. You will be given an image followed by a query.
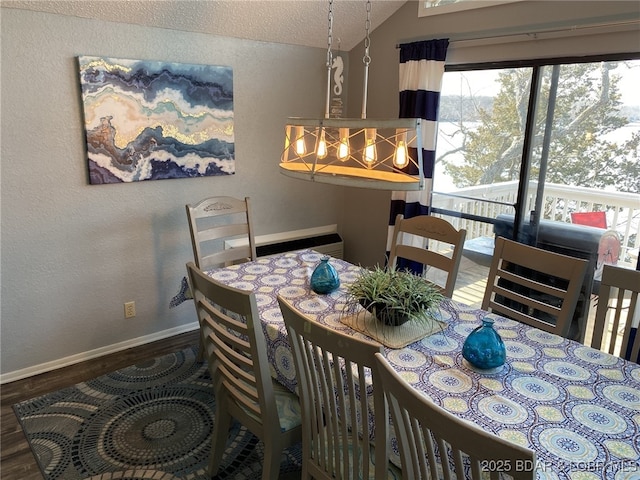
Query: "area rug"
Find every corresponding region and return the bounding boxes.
[13,345,302,480]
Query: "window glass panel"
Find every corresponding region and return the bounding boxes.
[530,60,640,268]
[434,68,532,239]
[435,57,640,320]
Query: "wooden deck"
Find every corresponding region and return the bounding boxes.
[423,254,489,308]
[450,256,489,308]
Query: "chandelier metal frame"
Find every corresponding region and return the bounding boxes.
[279,0,426,191]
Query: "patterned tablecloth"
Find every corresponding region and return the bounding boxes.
[207,249,640,479]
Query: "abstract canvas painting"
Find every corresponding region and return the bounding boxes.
[78,56,234,184]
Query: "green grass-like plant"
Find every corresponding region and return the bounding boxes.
[345,265,444,326]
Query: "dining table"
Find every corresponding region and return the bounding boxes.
[205,249,640,479]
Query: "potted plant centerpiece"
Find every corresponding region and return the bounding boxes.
[344,265,444,327]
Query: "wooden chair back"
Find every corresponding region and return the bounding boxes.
[278,296,397,480]
[374,353,535,480]
[388,214,467,297]
[186,196,257,270]
[481,237,588,337]
[590,264,640,363]
[186,262,301,478]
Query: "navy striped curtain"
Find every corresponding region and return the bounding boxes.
[386,39,449,272]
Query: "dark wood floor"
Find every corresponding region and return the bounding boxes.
[0,330,200,480]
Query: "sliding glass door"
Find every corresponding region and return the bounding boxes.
[431,54,640,341]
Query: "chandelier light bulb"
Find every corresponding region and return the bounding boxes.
[337,128,350,161]
[316,127,328,159]
[393,130,409,169]
[295,126,306,155]
[363,128,377,167]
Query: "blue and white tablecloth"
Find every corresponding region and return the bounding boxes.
[207,249,640,479]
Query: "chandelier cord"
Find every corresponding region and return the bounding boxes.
[324,0,334,119]
[362,0,372,119]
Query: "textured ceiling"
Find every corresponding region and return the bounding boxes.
[3,0,408,50]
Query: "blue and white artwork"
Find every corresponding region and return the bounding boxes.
[78,56,234,184]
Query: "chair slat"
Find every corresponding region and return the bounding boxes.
[186,262,302,480]
[375,352,535,480]
[278,296,397,480]
[482,237,588,338]
[591,264,640,363]
[389,214,467,297]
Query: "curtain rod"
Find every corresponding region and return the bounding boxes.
[395,19,639,48]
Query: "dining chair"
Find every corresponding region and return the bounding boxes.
[277,296,401,480]
[481,236,588,338]
[590,264,640,363]
[185,195,257,271]
[388,214,467,297]
[186,262,302,480]
[374,352,535,480]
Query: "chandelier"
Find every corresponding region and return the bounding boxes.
[279,0,425,191]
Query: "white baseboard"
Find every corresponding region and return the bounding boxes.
[0,322,200,385]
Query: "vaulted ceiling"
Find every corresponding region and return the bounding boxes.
[4,0,408,50]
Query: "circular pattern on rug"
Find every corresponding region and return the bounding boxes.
[30,433,73,479]
[72,385,214,475]
[571,404,628,434]
[511,376,560,402]
[477,395,528,425]
[538,428,598,462]
[85,470,182,480]
[85,348,201,394]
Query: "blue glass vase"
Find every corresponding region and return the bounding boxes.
[462,318,506,370]
[310,257,340,294]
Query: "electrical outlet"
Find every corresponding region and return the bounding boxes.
[124,301,136,318]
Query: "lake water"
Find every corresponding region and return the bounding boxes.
[434,122,640,193]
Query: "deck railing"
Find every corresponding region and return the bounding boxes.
[432,181,639,268]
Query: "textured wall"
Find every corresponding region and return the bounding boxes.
[2,1,637,378]
[0,9,344,376]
